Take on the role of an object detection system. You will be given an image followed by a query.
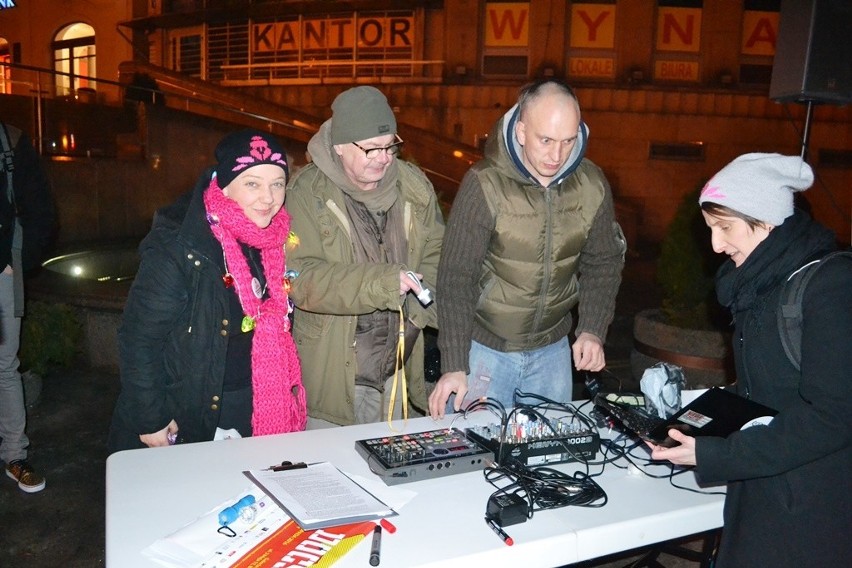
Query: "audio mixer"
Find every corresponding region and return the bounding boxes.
[354,428,493,485]
[465,417,600,467]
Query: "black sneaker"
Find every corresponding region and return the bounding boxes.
[6,459,46,493]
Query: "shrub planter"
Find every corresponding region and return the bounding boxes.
[631,308,734,388]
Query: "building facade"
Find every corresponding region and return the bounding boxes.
[1,0,849,242]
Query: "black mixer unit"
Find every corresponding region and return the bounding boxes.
[465,418,600,467]
[354,428,493,485]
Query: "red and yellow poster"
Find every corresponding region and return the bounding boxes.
[230,519,375,568]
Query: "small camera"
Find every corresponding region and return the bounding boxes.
[405,271,434,307]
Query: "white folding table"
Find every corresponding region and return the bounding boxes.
[106,411,724,568]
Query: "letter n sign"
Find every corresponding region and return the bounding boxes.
[656,6,702,53]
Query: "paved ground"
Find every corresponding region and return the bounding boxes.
[1,366,116,567]
[0,250,714,567]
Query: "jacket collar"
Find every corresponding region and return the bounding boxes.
[151,167,224,266]
[489,103,589,188]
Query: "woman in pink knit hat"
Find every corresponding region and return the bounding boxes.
[108,129,306,452]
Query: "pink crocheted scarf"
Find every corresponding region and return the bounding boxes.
[203,176,306,435]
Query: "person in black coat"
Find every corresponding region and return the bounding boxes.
[0,123,55,493]
[108,129,306,452]
[649,153,852,567]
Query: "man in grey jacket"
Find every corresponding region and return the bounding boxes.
[286,86,444,426]
[429,80,625,418]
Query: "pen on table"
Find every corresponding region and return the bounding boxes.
[485,517,514,546]
[369,524,382,566]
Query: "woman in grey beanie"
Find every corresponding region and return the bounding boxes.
[649,153,852,567]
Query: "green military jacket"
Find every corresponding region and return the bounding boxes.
[286,159,443,425]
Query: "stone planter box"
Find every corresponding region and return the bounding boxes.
[631,308,734,388]
[28,243,136,373]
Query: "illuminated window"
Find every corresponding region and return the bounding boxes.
[0,39,10,95]
[170,27,204,79]
[52,23,96,97]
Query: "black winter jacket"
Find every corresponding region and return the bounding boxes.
[695,210,852,567]
[108,169,234,452]
[0,125,55,271]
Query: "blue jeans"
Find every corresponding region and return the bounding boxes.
[449,337,573,413]
[0,271,27,464]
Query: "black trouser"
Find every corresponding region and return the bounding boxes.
[218,385,253,437]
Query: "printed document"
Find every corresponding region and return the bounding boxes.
[244,462,396,530]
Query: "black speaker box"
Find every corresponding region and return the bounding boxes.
[769,0,852,104]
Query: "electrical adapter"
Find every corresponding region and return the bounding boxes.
[486,493,529,527]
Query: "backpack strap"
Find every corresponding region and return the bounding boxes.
[1,123,18,189]
[0,123,22,169]
[778,250,852,371]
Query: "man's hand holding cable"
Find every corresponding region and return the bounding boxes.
[572,332,606,371]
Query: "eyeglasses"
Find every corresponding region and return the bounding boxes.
[351,135,404,159]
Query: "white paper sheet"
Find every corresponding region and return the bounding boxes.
[244,462,397,530]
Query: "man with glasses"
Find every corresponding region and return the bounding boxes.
[428,79,626,418]
[286,86,444,427]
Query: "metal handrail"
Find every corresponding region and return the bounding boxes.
[1,61,125,153]
[220,59,445,82]
[0,60,318,149]
[220,59,444,70]
[1,60,478,196]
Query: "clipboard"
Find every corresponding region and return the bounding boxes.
[244,462,397,530]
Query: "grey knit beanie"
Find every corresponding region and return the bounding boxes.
[699,153,813,225]
[330,86,397,145]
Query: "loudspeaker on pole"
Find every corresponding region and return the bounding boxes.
[769,0,852,104]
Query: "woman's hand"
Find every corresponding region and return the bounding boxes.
[646,428,697,466]
[139,419,179,447]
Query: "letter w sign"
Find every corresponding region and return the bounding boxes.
[485,2,529,47]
